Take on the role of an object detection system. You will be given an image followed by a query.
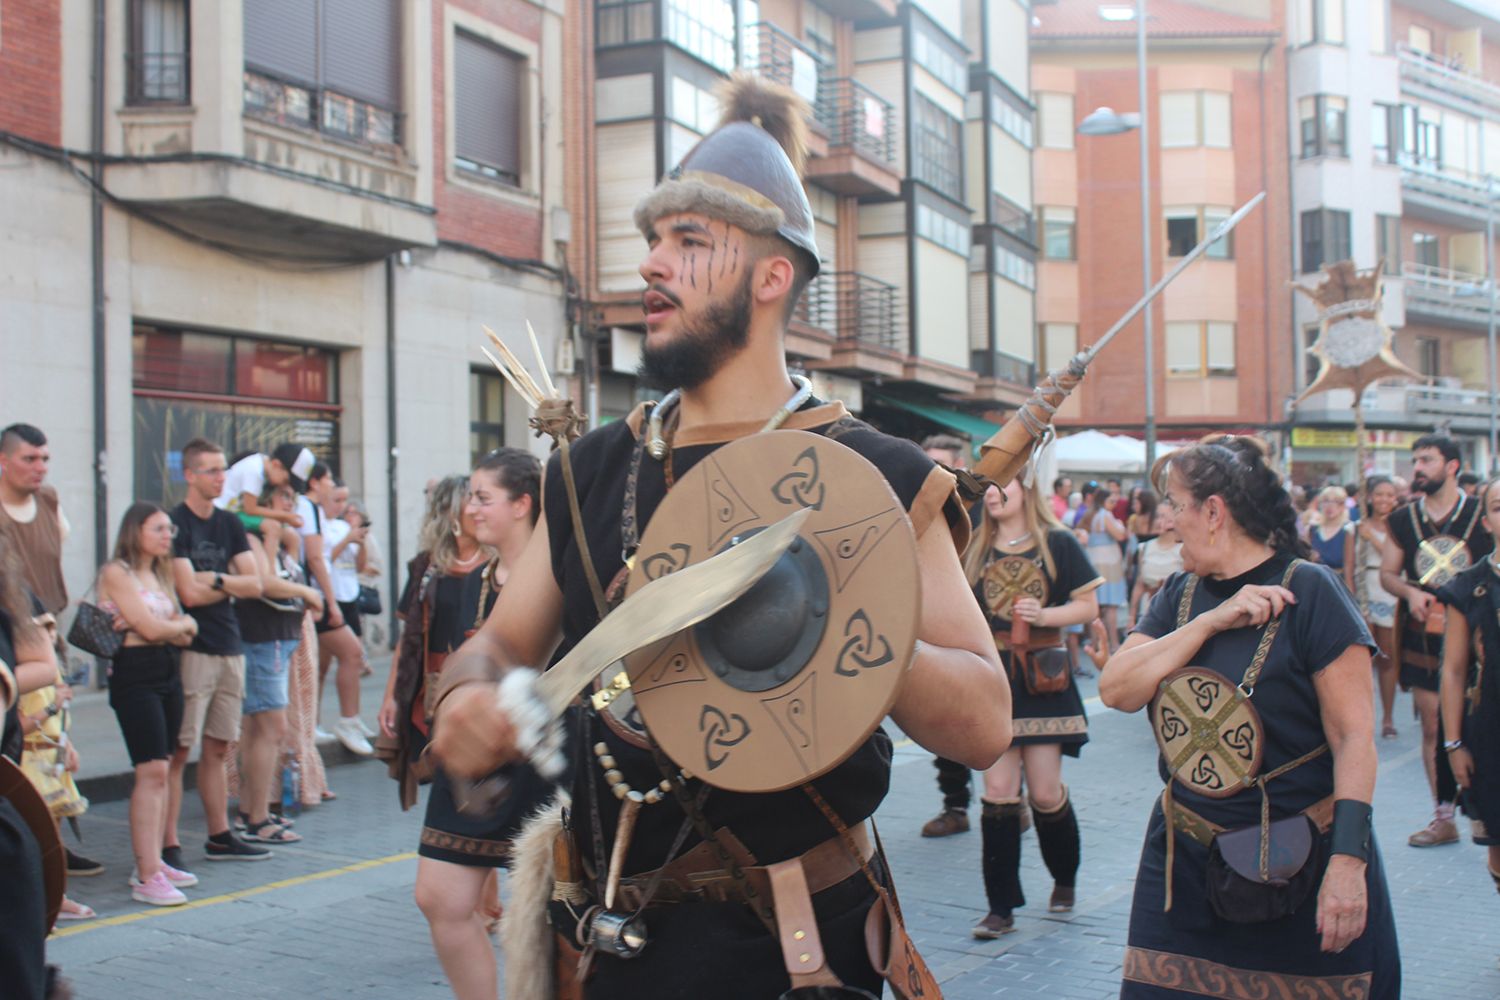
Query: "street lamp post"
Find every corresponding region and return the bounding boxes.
[1487,183,1498,473]
[1078,0,1155,472]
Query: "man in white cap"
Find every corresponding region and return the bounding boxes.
[216,443,315,531]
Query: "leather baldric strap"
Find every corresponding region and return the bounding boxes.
[767,858,841,990]
[1174,560,1300,693]
[559,437,610,620]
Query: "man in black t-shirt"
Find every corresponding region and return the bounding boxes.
[428,77,1010,998]
[1380,434,1493,848]
[167,439,271,864]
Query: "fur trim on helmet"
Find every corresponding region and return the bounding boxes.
[633,174,785,239]
[716,72,809,176]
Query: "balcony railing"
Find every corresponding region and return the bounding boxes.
[1402,260,1493,325]
[244,70,402,149]
[1398,152,1493,215]
[744,22,825,110]
[989,194,1036,247]
[126,51,190,105]
[1397,44,1500,115]
[816,77,897,165]
[798,271,904,352]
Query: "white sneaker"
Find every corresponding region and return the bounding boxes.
[356,717,377,738]
[130,863,199,889]
[334,717,373,756]
[131,870,187,906]
[314,726,335,742]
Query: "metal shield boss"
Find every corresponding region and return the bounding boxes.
[603,431,920,792]
[1150,667,1266,799]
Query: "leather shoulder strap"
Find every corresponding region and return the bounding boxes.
[558,437,609,620]
[1175,576,1199,629]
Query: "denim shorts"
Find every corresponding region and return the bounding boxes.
[242,638,298,715]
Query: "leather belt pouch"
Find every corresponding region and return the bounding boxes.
[1206,813,1321,924]
[864,891,943,1000]
[1009,617,1069,696]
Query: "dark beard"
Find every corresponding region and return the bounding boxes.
[639,277,752,391]
[1414,473,1443,495]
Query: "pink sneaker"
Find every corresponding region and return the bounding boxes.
[130,863,199,889]
[131,870,187,907]
[161,862,199,888]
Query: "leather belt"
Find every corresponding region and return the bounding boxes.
[1166,792,1336,849]
[996,627,1062,651]
[615,822,874,910]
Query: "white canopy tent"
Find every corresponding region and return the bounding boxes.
[1047,430,1187,479]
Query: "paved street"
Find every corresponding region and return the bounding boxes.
[47,673,1500,998]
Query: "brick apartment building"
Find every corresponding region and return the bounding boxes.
[1030,0,1296,447]
[0,0,569,611]
[1288,0,1500,481]
[569,0,1039,439]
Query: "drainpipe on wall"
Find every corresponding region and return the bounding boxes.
[1258,38,1275,438]
[385,255,400,649]
[91,0,108,583]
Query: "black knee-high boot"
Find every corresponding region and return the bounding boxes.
[980,799,1026,916]
[1032,785,1081,912]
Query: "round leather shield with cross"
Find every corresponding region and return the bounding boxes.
[983,555,1048,620]
[1416,535,1472,590]
[1149,667,1266,799]
[621,430,921,793]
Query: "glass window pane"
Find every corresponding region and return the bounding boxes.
[1165,210,1199,257]
[235,339,334,404]
[1202,92,1231,148]
[133,328,233,394]
[1159,92,1199,148]
[1043,323,1077,371]
[1204,207,1233,259]
[1323,0,1345,43]
[1206,322,1236,372]
[1039,93,1074,150]
[1165,322,1201,374]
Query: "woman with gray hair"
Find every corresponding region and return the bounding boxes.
[1101,436,1397,998]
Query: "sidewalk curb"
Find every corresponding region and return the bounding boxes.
[75,740,378,805]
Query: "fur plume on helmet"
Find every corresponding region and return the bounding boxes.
[716,72,809,176]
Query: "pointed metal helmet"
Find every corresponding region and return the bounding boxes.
[634,74,820,277]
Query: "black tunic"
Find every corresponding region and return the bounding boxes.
[975,528,1100,755]
[1122,554,1397,998]
[1387,495,1492,692]
[1436,559,1500,845]
[0,606,47,1000]
[421,563,551,867]
[543,399,965,999]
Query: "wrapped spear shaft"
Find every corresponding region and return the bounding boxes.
[973,192,1267,487]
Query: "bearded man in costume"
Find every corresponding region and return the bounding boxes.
[430,75,1010,998]
[1380,434,1494,847]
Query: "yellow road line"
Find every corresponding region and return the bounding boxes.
[51,851,419,939]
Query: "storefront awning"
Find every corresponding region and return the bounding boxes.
[867,395,1002,456]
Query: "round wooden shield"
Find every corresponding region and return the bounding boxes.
[982,554,1048,620]
[0,754,65,932]
[1149,667,1265,799]
[1416,535,1473,590]
[623,430,921,792]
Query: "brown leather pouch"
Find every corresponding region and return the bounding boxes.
[1010,618,1069,696]
[864,890,943,1000]
[1206,813,1320,923]
[1424,605,1447,636]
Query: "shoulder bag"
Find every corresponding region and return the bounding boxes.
[66,576,124,660]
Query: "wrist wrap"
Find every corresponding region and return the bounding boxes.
[1330,798,1372,862]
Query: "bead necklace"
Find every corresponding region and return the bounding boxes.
[593,741,675,805]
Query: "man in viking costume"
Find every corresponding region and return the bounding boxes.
[1380,434,1494,847]
[431,75,1010,998]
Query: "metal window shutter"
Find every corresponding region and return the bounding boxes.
[454,31,521,177]
[321,0,400,108]
[243,0,318,85]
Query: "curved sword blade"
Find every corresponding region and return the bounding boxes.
[535,508,812,716]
